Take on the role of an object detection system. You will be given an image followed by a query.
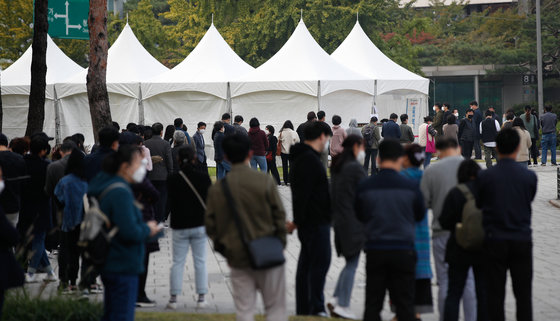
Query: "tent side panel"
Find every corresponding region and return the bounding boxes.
[321,90,373,125]
[1,94,56,141]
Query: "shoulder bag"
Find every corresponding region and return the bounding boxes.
[276,133,283,156]
[425,126,436,153]
[178,171,206,210]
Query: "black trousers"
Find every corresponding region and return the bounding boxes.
[151,180,168,222]
[529,138,538,164]
[486,240,533,321]
[295,224,331,315]
[137,248,150,300]
[59,226,81,285]
[364,148,378,175]
[460,140,474,159]
[280,153,290,184]
[444,260,488,321]
[267,157,281,185]
[364,249,416,321]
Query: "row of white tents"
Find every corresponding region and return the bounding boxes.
[1,18,429,148]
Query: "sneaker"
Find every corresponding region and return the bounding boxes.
[332,305,358,320]
[61,285,78,295]
[136,296,156,308]
[542,164,547,166]
[316,311,329,318]
[89,284,103,294]
[166,301,177,310]
[196,294,209,308]
[25,273,39,283]
[78,289,90,301]
[44,272,58,283]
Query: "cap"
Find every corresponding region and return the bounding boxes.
[31,132,54,141]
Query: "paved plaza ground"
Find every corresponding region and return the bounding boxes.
[26,164,560,320]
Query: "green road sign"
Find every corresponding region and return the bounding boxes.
[48,0,89,40]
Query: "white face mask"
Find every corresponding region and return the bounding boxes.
[454,113,459,117]
[433,106,437,112]
[199,129,205,134]
[265,130,270,135]
[132,164,147,183]
[356,150,366,164]
[0,181,5,194]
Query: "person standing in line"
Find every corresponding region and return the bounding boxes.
[84,126,120,182]
[317,111,330,169]
[480,110,501,168]
[540,105,557,166]
[174,118,193,145]
[356,139,425,321]
[400,114,415,144]
[0,133,26,227]
[328,135,366,320]
[470,101,483,160]
[233,115,248,136]
[171,131,187,173]
[167,145,211,310]
[418,116,437,168]
[212,122,227,180]
[248,118,269,172]
[164,125,176,145]
[53,148,88,294]
[439,160,488,321]
[296,111,317,142]
[458,109,476,160]
[330,115,347,158]
[488,106,502,126]
[443,103,452,125]
[477,128,537,321]
[193,122,207,171]
[502,112,515,130]
[265,125,281,185]
[401,144,434,320]
[88,145,161,321]
[221,113,236,136]
[420,138,476,321]
[432,103,444,138]
[144,123,173,223]
[512,118,533,167]
[289,121,333,317]
[206,134,287,321]
[361,117,381,175]
[382,113,402,140]
[279,121,300,186]
[452,109,460,124]
[346,119,362,137]
[443,114,459,142]
[521,106,539,166]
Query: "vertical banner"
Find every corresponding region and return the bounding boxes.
[407,98,419,130]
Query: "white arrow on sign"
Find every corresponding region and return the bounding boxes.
[53,1,82,35]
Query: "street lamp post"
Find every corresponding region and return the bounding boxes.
[536,0,544,115]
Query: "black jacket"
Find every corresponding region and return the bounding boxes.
[0,208,24,290]
[458,118,475,142]
[132,177,160,252]
[439,181,483,265]
[213,131,225,162]
[267,135,278,156]
[296,120,314,142]
[167,164,211,229]
[473,109,483,136]
[290,143,331,228]
[19,154,51,235]
[84,147,114,182]
[0,151,26,214]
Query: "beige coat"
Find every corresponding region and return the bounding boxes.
[279,128,300,154]
[514,126,532,162]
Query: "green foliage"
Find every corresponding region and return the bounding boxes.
[0,0,33,68]
[1,291,102,321]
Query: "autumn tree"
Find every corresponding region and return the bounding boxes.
[25,0,49,137]
[87,0,112,142]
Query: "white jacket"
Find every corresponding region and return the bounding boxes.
[418,123,434,148]
[279,128,300,154]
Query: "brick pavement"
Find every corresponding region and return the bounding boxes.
[25,165,560,320]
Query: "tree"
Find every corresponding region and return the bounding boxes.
[25,0,49,137]
[0,0,33,69]
[87,0,112,142]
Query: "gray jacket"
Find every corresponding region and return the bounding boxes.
[540,112,557,135]
[399,124,415,144]
[420,155,464,236]
[346,119,362,137]
[144,136,173,181]
[45,155,69,196]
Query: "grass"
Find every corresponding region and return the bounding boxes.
[136,312,324,321]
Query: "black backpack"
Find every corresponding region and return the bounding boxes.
[455,184,485,251]
[78,183,127,267]
[362,125,375,147]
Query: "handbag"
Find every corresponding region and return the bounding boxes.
[178,171,206,210]
[425,126,436,153]
[276,133,283,156]
[221,179,285,270]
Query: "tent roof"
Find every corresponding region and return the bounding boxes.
[143,23,254,100]
[58,23,169,98]
[231,19,374,98]
[331,21,428,95]
[1,35,84,98]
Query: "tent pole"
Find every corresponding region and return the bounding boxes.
[138,84,145,125]
[227,82,232,115]
[373,80,377,115]
[53,85,61,145]
[317,80,321,112]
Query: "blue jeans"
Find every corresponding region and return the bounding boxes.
[28,231,52,274]
[424,151,432,169]
[250,155,267,172]
[216,161,231,180]
[541,133,557,165]
[101,273,138,321]
[170,226,208,296]
[333,254,360,307]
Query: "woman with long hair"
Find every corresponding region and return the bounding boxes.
[279,120,299,185]
[164,125,176,145]
[521,106,539,166]
[327,135,367,319]
[265,125,281,185]
[512,117,533,167]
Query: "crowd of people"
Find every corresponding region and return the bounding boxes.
[0,101,553,321]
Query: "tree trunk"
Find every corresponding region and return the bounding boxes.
[0,77,3,133]
[87,0,112,143]
[25,0,49,137]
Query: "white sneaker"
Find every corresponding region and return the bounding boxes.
[44,273,58,282]
[25,273,39,283]
[333,305,358,320]
[196,300,209,309]
[166,302,177,310]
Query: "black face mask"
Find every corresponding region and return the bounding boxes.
[468,115,474,119]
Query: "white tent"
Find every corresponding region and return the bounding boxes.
[1,36,84,141]
[230,19,375,131]
[331,20,429,131]
[56,23,169,146]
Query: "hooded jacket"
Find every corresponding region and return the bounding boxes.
[289,143,331,227]
[346,119,362,137]
[330,125,347,157]
[248,127,269,156]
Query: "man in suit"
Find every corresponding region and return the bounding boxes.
[193,122,207,170]
[144,122,173,223]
